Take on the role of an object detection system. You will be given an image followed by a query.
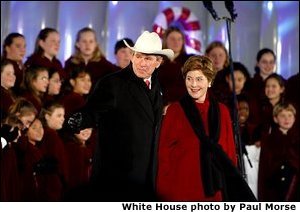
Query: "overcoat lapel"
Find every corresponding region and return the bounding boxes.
[128,79,155,123]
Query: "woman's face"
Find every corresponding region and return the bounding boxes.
[45,107,65,130]
[39,32,60,58]
[19,113,36,130]
[227,70,246,95]
[32,70,49,93]
[166,31,184,55]
[48,72,62,95]
[76,31,97,57]
[257,52,276,77]
[207,46,227,72]
[5,36,26,61]
[71,73,92,95]
[1,64,16,89]
[27,119,44,143]
[265,78,284,101]
[185,70,209,103]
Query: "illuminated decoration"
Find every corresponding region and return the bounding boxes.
[152,6,204,54]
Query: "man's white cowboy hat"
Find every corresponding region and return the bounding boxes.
[123,31,174,60]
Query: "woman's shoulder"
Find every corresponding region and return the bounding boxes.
[165,102,184,116]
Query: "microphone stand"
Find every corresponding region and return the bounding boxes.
[224,17,248,179]
[203,1,252,179]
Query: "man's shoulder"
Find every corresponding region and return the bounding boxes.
[93,68,131,89]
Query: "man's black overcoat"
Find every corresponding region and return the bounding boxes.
[80,64,163,200]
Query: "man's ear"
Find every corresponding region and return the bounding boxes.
[45,113,50,122]
[70,79,75,87]
[156,57,163,68]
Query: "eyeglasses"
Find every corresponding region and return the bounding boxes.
[260,60,275,65]
[38,76,49,81]
[50,79,63,84]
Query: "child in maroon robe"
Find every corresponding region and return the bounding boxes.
[258,103,299,201]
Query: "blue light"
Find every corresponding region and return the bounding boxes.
[267,1,273,12]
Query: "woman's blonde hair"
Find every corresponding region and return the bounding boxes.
[205,41,229,68]
[71,27,104,64]
[273,102,296,117]
[8,97,37,117]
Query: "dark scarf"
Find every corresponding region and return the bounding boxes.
[180,94,223,197]
[180,94,257,201]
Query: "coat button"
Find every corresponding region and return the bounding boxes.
[281,165,285,170]
[281,177,285,181]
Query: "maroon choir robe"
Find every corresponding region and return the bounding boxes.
[21,91,42,113]
[258,126,299,201]
[64,56,119,85]
[1,86,15,119]
[0,143,21,201]
[39,127,68,201]
[17,137,43,201]
[64,138,94,190]
[158,53,192,105]
[59,91,86,118]
[25,53,65,80]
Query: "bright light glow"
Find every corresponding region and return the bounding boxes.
[64,33,72,61]
[17,20,23,34]
[41,20,45,29]
[111,1,118,6]
[88,23,93,28]
[276,39,282,75]
[267,1,273,11]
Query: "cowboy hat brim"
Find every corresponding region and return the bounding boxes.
[123,39,174,60]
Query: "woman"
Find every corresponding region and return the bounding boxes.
[44,69,62,102]
[248,48,277,125]
[59,67,92,118]
[39,101,67,201]
[18,118,44,201]
[20,66,49,112]
[2,32,26,93]
[24,28,64,80]
[156,55,254,201]
[253,73,286,147]
[205,41,230,102]
[64,27,119,86]
[1,60,16,120]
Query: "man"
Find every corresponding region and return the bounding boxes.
[66,31,174,201]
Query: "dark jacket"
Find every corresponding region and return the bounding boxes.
[258,126,299,201]
[79,64,163,201]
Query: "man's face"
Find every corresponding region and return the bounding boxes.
[131,52,162,79]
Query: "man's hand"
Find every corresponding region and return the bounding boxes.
[65,112,83,133]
